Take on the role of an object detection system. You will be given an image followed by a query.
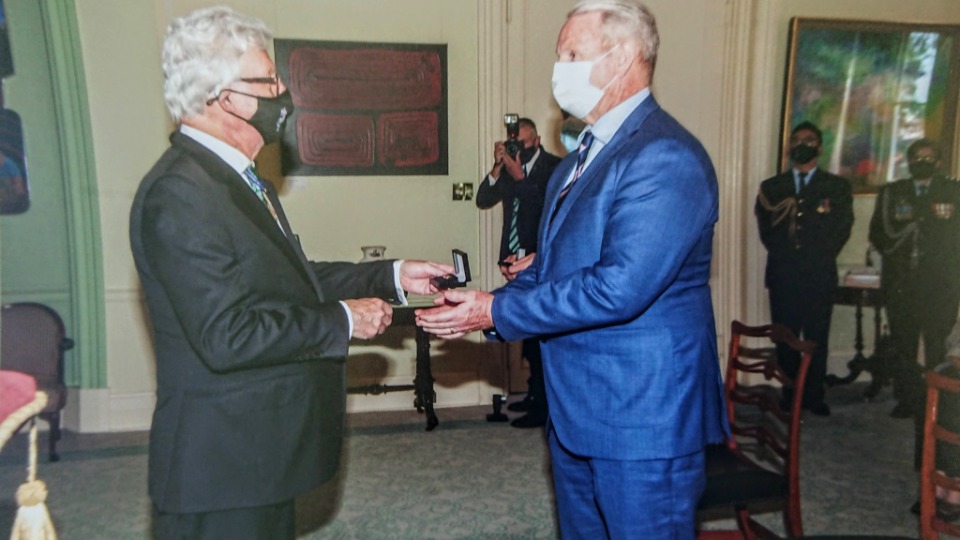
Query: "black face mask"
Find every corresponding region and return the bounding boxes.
[789,143,819,165]
[519,145,538,164]
[908,161,937,180]
[224,90,295,145]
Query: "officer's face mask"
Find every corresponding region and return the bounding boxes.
[789,143,819,165]
[908,157,938,180]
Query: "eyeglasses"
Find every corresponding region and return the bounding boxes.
[789,136,819,146]
[910,156,937,164]
[206,75,281,105]
[239,75,281,91]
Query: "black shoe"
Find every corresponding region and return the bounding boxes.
[806,403,831,417]
[890,402,915,419]
[507,396,534,413]
[510,412,547,428]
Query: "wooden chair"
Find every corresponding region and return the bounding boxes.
[697,321,814,539]
[920,369,960,539]
[733,506,914,540]
[1,302,74,461]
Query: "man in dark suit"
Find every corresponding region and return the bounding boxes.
[476,117,561,428]
[129,7,451,539]
[755,121,854,417]
[417,2,729,537]
[869,138,960,419]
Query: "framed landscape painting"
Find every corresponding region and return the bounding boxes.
[781,18,960,192]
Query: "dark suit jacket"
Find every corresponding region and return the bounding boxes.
[869,175,960,309]
[129,132,401,514]
[476,147,562,261]
[491,95,729,460]
[755,169,854,293]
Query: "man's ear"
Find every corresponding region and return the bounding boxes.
[213,91,239,115]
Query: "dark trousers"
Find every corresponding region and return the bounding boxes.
[886,292,960,469]
[769,281,834,407]
[153,500,295,540]
[522,338,547,413]
[886,295,958,407]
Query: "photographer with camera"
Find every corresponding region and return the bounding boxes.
[476,115,561,428]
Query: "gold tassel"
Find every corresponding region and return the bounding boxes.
[9,416,58,540]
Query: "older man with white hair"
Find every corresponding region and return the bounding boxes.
[417,1,729,537]
[130,7,451,539]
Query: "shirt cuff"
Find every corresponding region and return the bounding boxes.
[392,260,408,306]
[487,173,498,186]
[338,301,353,337]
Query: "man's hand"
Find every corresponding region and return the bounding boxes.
[344,298,393,339]
[503,252,535,281]
[500,149,524,181]
[415,289,494,339]
[400,260,456,295]
[498,254,517,280]
[490,141,523,180]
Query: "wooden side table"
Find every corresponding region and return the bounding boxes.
[826,285,888,398]
[346,306,439,431]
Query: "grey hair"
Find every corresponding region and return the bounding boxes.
[161,6,272,122]
[569,0,659,71]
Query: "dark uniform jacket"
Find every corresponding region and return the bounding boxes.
[869,175,960,307]
[756,169,854,292]
[476,147,562,261]
[129,132,401,514]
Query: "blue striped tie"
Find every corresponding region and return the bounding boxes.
[551,131,594,222]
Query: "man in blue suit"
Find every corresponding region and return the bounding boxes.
[417,1,729,537]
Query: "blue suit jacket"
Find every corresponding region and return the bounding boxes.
[491,96,729,460]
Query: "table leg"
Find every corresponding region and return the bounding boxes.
[413,326,439,431]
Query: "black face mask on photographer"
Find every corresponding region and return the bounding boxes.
[908,158,938,180]
[519,145,538,164]
[789,143,819,165]
[213,89,295,145]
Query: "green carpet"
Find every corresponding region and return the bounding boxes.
[0,384,921,539]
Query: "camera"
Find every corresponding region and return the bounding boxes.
[503,113,521,157]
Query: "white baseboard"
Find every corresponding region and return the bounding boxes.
[63,388,155,433]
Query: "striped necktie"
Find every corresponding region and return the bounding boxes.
[506,162,529,254]
[241,166,281,228]
[551,130,594,222]
[507,197,520,254]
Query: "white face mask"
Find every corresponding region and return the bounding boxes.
[552,44,620,120]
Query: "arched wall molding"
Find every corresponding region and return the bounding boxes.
[39,0,105,387]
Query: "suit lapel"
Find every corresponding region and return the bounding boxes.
[541,96,661,250]
[171,133,321,298]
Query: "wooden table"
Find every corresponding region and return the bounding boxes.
[826,285,888,398]
[346,305,439,430]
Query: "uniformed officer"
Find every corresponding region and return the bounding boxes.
[869,138,960,419]
[756,121,854,416]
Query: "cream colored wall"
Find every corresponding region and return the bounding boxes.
[70,0,960,431]
[72,0,491,431]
